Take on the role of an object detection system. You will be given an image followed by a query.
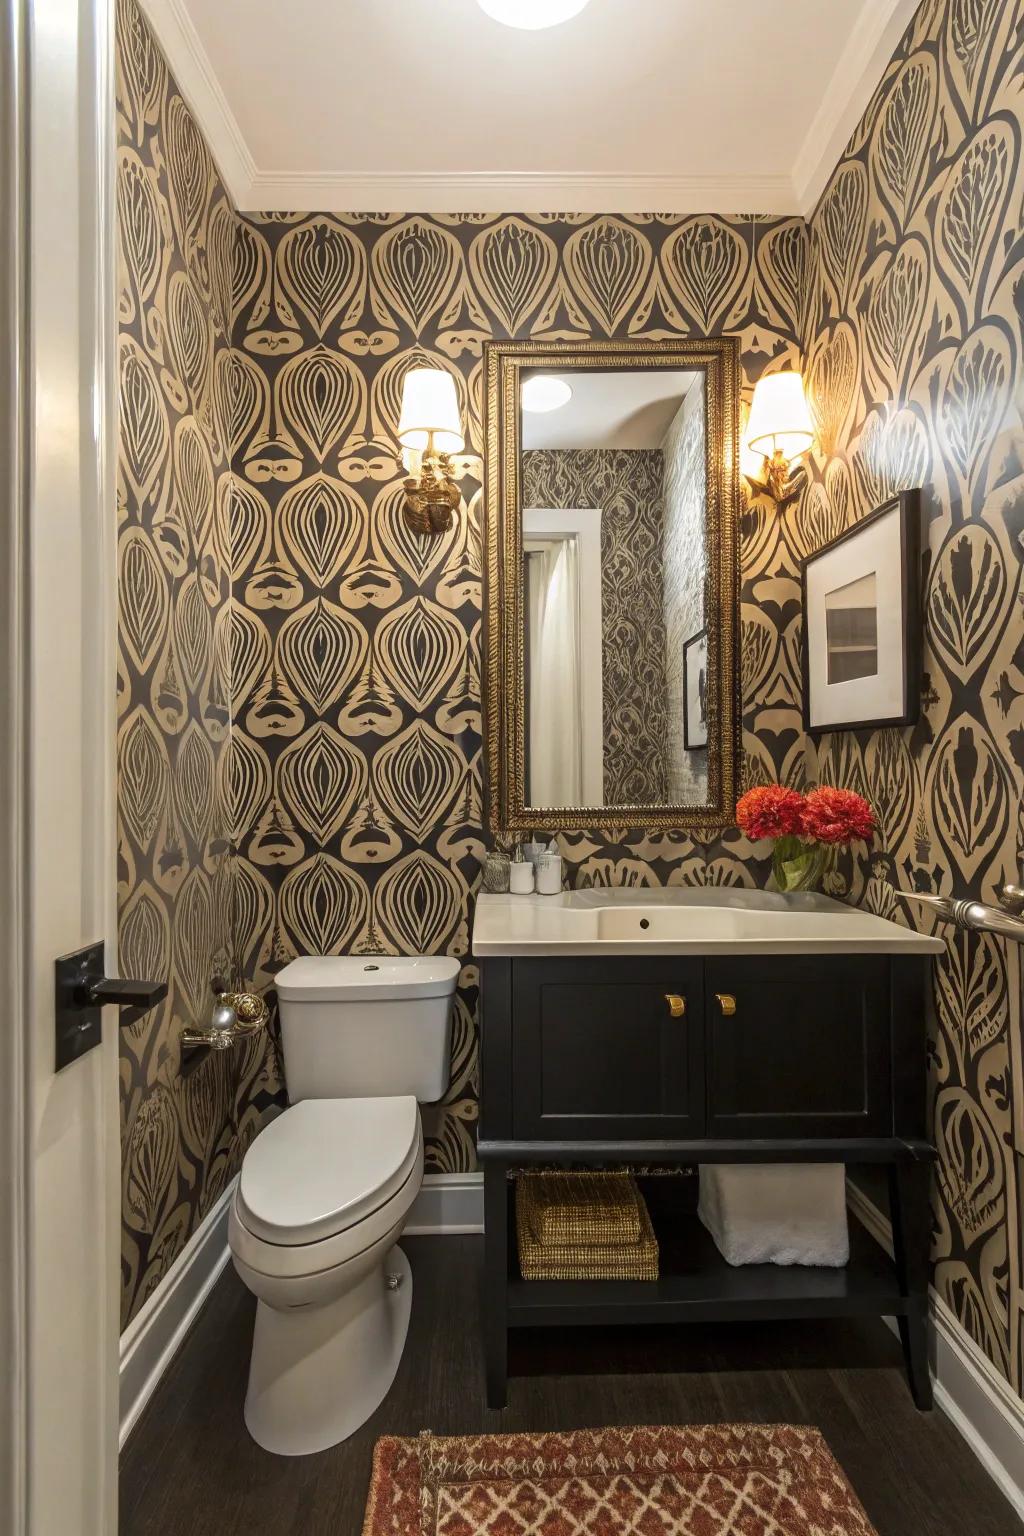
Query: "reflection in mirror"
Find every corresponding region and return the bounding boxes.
[520,368,708,809]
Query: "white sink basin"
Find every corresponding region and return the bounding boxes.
[472,887,944,956]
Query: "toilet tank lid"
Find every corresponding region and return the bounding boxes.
[275,954,461,1002]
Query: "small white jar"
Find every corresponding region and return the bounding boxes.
[535,852,563,895]
[509,859,535,894]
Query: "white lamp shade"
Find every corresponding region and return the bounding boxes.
[397,368,464,454]
[746,372,814,459]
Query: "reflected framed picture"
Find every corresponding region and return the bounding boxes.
[683,628,708,749]
[802,489,921,734]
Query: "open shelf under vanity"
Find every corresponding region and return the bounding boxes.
[503,1173,904,1329]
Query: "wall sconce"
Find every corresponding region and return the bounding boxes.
[397,367,465,536]
[745,371,814,504]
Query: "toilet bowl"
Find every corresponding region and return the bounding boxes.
[229,1096,424,1455]
[228,954,459,1455]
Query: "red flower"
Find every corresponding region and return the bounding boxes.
[801,787,876,846]
[736,785,806,841]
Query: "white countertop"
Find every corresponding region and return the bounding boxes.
[472,888,945,957]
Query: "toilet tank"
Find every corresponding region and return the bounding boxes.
[274,955,460,1103]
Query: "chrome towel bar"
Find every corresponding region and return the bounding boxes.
[897,885,1024,945]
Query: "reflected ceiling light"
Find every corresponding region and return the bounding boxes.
[477,0,591,30]
[521,376,573,413]
[745,371,814,503]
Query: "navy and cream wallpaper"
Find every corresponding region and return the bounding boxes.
[116,0,283,1327]
[116,0,1024,1404]
[521,447,670,805]
[803,0,1024,1396]
[228,210,806,1176]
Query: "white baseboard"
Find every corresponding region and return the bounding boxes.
[118,1177,238,1448]
[846,1183,1024,1521]
[405,1172,484,1235]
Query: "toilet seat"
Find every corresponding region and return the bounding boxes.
[237,1096,420,1244]
[228,1099,424,1283]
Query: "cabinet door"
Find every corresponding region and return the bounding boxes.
[512,958,705,1140]
[705,956,891,1138]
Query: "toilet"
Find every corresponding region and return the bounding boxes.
[228,954,460,1456]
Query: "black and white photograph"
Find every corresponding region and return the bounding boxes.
[802,491,921,733]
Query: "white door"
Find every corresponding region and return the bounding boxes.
[1,2,120,1534]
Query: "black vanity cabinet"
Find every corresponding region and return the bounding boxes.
[511,958,705,1139]
[704,956,892,1139]
[478,951,934,1413]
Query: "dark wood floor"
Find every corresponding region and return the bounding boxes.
[121,1236,1021,1536]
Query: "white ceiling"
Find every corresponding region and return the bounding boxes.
[521,370,697,451]
[142,0,920,215]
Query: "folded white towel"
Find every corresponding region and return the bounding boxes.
[698,1163,849,1267]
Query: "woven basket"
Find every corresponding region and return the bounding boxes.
[521,1171,642,1246]
[516,1175,659,1281]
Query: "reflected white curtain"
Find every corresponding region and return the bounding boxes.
[527,538,583,805]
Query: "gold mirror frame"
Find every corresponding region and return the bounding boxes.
[483,337,741,833]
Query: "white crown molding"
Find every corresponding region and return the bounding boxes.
[134,1,801,217]
[793,0,923,217]
[138,0,255,203]
[140,0,916,221]
[242,171,798,216]
[847,1183,1024,1523]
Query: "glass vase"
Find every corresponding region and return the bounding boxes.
[771,836,828,894]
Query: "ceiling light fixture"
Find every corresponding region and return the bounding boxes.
[521,376,573,413]
[477,0,591,31]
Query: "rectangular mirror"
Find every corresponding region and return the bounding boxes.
[484,339,740,832]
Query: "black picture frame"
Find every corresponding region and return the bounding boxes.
[801,489,922,735]
[683,628,708,750]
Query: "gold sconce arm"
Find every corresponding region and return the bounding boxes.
[402,446,462,536]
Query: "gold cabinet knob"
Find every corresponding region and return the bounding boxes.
[664,993,686,1018]
[715,993,737,1016]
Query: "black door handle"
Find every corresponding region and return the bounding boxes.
[55,940,168,1070]
[77,975,168,1010]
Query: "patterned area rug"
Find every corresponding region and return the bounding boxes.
[363,1424,879,1535]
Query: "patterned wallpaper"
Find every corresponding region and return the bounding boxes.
[521,448,669,805]
[802,0,1024,1395]
[119,0,1024,1406]
[663,387,709,801]
[115,0,283,1327]
[230,210,808,1175]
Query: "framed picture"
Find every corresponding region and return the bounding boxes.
[802,489,921,734]
[683,628,708,749]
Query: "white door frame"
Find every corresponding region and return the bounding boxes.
[1,1,120,1533]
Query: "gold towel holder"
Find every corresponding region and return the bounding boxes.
[180,990,269,1052]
